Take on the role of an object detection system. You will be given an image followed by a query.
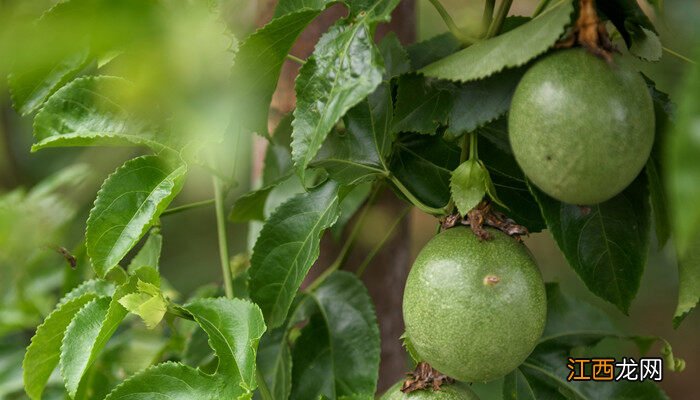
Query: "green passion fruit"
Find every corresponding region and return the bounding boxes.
[508,48,654,205]
[380,381,480,400]
[403,227,546,383]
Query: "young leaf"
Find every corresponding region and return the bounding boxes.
[249,180,341,328]
[291,272,380,400]
[421,0,573,82]
[451,159,487,215]
[117,281,167,329]
[87,155,187,277]
[312,83,393,184]
[291,19,383,179]
[184,297,266,390]
[390,134,460,209]
[32,76,166,152]
[104,362,229,400]
[126,229,163,273]
[530,175,650,314]
[8,49,89,116]
[22,294,100,400]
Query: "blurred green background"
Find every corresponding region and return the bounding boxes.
[0,0,698,398]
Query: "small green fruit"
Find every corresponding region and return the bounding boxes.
[508,49,654,205]
[403,227,546,383]
[380,381,480,400]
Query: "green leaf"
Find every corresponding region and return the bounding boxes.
[126,229,163,273]
[232,10,322,136]
[674,234,700,327]
[8,48,89,116]
[598,0,658,48]
[185,298,266,390]
[312,83,392,184]
[59,273,156,397]
[479,120,546,232]
[291,19,383,179]
[530,175,650,313]
[230,184,281,223]
[420,0,574,82]
[104,362,229,400]
[389,133,460,209]
[276,0,398,22]
[32,76,166,152]
[406,33,461,70]
[87,155,187,277]
[257,328,293,400]
[667,60,700,256]
[629,27,662,61]
[291,272,380,400]
[392,74,452,135]
[22,294,99,400]
[451,159,487,215]
[378,33,410,79]
[117,281,167,329]
[249,181,341,328]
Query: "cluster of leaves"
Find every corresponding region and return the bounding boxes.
[0,0,696,398]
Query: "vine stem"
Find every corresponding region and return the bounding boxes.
[663,46,697,65]
[355,206,412,277]
[532,0,552,17]
[426,0,479,45]
[485,0,513,38]
[286,53,305,65]
[469,131,478,160]
[213,176,234,299]
[389,175,446,215]
[482,0,495,32]
[306,186,381,292]
[161,199,215,216]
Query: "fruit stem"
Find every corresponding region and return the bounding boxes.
[485,0,513,38]
[532,0,552,17]
[389,175,447,215]
[306,185,380,292]
[426,0,479,45]
[161,198,215,216]
[355,205,411,277]
[213,176,234,299]
[469,131,478,160]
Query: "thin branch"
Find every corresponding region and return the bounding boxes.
[482,0,496,32]
[213,176,234,299]
[485,0,513,38]
[426,0,479,45]
[286,53,306,65]
[161,199,215,216]
[663,46,697,65]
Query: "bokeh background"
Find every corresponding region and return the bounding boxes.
[0,0,698,398]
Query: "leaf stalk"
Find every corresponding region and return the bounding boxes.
[213,176,234,299]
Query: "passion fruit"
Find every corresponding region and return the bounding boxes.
[380,381,480,400]
[403,227,546,383]
[508,48,654,205]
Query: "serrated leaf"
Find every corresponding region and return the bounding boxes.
[451,159,487,215]
[117,281,167,329]
[389,134,460,209]
[59,273,156,397]
[378,33,410,79]
[391,74,452,134]
[291,19,383,179]
[126,229,163,273]
[674,234,700,328]
[629,27,662,61]
[249,180,341,328]
[32,76,166,152]
[22,294,98,400]
[291,272,380,400]
[232,10,322,136]
[184,297,266,390]
[87,155,187,277]
[598,0,658,48]
[275,0,398,22]
[8,48,89,116]
[530,174,650,314]
[104,362,229,400]
[312,83,392,184]
[421,0,573,82]
[406,33,461,70]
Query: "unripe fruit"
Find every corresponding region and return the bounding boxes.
[380,381,480,400]
[403,228,546,383]
[508,49,654,205]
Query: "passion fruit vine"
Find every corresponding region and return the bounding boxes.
[402,227,546,383]
[508,48,655,205]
